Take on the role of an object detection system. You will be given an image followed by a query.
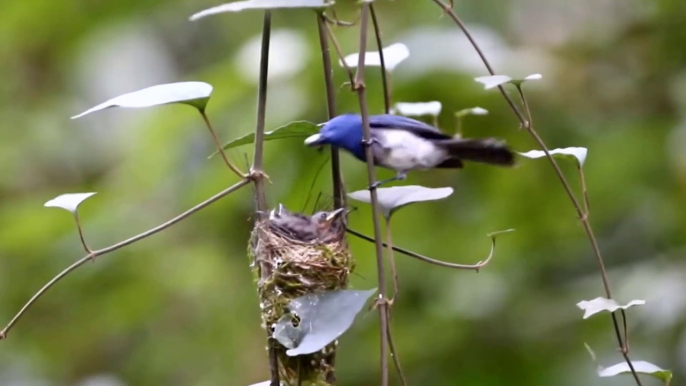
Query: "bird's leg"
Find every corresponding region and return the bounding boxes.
[369,172,406,190]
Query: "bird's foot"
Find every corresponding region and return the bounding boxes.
[368,174,405,190]
[369,296,394,311]
[361,137,380,147]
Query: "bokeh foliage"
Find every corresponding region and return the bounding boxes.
[1,0,685,385]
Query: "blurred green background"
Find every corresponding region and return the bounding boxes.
[1,0,685,385]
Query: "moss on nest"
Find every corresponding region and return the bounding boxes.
[248,217,354,385]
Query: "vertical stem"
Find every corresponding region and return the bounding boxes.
[252,11,278,386]
[355,4,389,386]
[317,12,344,209]
[268,336,280,386]
[369,4,391,114]
[252,11,272,218]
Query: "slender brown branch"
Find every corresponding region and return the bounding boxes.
[431,1,640,383]
[200,110,245,178]
[354,4,389,385]
[317,12,344,209]
[0,179,250,341]
[73,212,92,255]
[324,22,355,88]
[369,4,391,113]
[347,228,503,271]
[516,86,640,384]
[384,218,399,302]
[386,318,408,386]
[252,11,271,220]
[431,0,528,126]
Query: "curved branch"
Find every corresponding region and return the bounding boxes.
[324,22,355,89]
[0,179,250,341]
[431,0,528,126]
[347,228,511,271]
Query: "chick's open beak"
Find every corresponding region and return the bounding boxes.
[324,208,346,223]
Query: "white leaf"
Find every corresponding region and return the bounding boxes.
[341,43,409,71]
[272,289,376,356]
[599,361,672,384]
[45,193,97,214]
[393,101,442,117]
[190,0,333,20]
[576,297,645,319]
[475,73,542,89]
[474,75,512,89]
[72,82,213,119]
[455,106,489,118]
[519,147,588,167]
[349,185,453,218]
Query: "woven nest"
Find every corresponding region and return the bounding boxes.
[249,216,354,385]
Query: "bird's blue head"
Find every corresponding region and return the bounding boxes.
[304,114,365,160]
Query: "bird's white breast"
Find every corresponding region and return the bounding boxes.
[375,130,448,171]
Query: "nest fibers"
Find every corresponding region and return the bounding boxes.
[249,209,354,385]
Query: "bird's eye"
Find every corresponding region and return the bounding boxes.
[320,213,327,221]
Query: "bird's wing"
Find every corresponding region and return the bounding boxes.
[369,114,451,140]
[436,138,515,166]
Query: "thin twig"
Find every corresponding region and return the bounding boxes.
[73,212,92,255]
[322,9,358,27]
[386,317,409,386]
[324,22,355,88]
[317,12,344,209]
[252,11,271,220]
[578,167,590,216]
[354,4,389,385]
[384,218,399,302]
[347,228,498,271]
[369,4,391,113]
[0,179,250,341]
[200,110,245,178]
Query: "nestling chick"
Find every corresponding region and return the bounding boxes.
[268,205,346,243]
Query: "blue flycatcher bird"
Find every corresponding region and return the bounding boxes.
[304,114,515,187]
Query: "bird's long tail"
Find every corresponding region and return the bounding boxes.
[439,138,516,166]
